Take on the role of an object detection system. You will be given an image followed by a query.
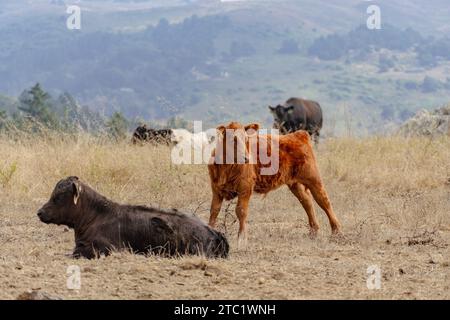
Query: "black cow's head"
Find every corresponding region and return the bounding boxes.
[268,105,295,134]
[132,125,150,143]
[37,176,83,227]
[268,104,283,120]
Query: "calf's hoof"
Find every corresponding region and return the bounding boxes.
[236,236,248,251]
[308,228,319,239]
[329,231,347,244]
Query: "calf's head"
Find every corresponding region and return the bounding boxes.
[37,176,83,227]
[214,122,259,164]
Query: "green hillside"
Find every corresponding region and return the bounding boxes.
[1,0,450,135]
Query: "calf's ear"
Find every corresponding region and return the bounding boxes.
[245,123,260,135]
[72,181,82,205]
[268,105,275,112]
[216,125,226,136]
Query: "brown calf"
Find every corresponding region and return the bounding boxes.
[207,122,341,243]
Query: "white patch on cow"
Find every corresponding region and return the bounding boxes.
[171,126,217,165]
[171,129,192,144]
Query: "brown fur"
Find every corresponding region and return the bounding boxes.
[208,122,341,241]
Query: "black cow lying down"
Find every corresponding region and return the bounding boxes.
[37,177,229,259]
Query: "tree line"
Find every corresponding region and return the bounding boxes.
[308,24,450,68]
[0,83,129,140]
[0,83,193,140]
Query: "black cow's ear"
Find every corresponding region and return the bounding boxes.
[72,181,82,205]
[268,105,275,112]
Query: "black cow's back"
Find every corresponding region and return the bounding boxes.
[98,206,229,258]
[131,126,173,145]
[277,97,323,143]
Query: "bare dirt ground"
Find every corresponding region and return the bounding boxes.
[0,135,449,299]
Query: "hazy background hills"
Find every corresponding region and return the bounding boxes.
[1,0,450,135]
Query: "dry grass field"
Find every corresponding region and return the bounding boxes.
[0,133,449,300]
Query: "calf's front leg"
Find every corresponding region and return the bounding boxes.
[236,192,251,248]
[209,191,224,229]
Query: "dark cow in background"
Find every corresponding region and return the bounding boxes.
[269,97,323,144]
[132,124,173,145]
[131,124,151,143]
[37,176,229,259]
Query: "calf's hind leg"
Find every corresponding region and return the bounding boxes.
[288,183,319,237]
[306,179,341,234]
